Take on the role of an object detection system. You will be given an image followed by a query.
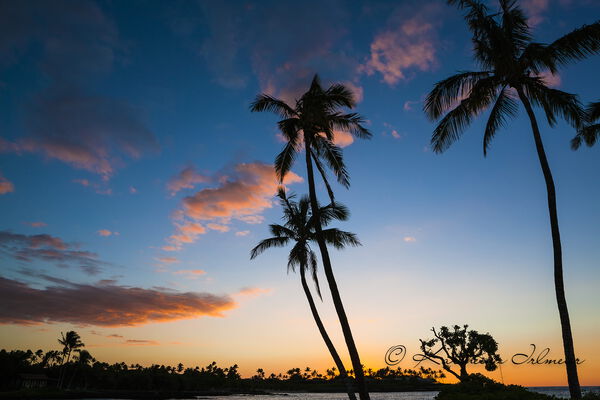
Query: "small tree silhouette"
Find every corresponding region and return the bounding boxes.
[419,324,502,382]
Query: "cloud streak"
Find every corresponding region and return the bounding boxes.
[362,3,441,85]
[166,162,301,249]
[0,277,236,326]
[0,231,106,275]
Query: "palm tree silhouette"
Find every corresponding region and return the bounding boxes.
[572,101,600,148]
[424,1,600,398]
[58,330,85,389]
[251,75,372,399]
[251,188,361,400]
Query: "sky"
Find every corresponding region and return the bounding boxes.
[0,0,599,387]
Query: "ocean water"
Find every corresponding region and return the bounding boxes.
[95,386,600,400]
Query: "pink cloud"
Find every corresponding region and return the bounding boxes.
[174,269,207,279]
[157,256,180,264]
[0,174,15,194]
[236,287,272,297]
[238,215,265,224]
[0,277,236,326]
[124,339,160,346]
[2,88,159,180]
[538,71,561,88]
[403,236,416,243]
[332,131,354,148]
[391,130,402,139]
[521,0,549,27]
[235,230,250,237]
[165,162,301,250]
[97,229,118,237]
[24,222,47,228]
[363,4,440,85]
[182,163,302,221]
[207,223,229,232]
[167,166,210,195]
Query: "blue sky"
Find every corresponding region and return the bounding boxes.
[0,0,599,386]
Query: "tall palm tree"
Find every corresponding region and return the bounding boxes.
[424,1,600,398]
[251,75,372,399]
[58,331,85,389]
[251,188,361,400]
[572,101,600,149]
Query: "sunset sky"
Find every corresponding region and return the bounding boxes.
[1,0,599,387]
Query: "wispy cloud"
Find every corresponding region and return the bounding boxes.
[403,236,416,243]
[166,162,302,250]
[0,230,106,275]
[235,230,250,237]
[236,287,272,297]
[362,3,441,85]
[24,222,47,228]
[173,269,206,279]
[0,276,236,326]
[167,166,210,196]
[0,173,14,194]
[97,229,118,237]
[156,256,180,264]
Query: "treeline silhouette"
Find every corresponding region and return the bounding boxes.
[0,346,444,394]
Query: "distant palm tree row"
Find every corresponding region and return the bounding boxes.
[250,1,599,400]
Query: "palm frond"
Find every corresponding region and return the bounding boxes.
[311,150,336,203]
[250,94,296,118]
[430,76,500,153]
[288,241,308,273]
[269,224,296,240]
[546,21,600,67]
[308,249,322,300]
[324,83,356,109]
[319,202,351,225]
[250,236,290,259]
[313,137,350,188]
[571,101,600,149]
[320,228,361,250]
[328,112,372,139]
[424,71,492,120]
[521,77,585,128]
[274,142,298,183]
[278,118,301,143]
[483,87,519,156]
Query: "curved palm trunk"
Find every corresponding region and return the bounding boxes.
[304,136,370,400]
[517,89,582,400]
[300,266,357,400]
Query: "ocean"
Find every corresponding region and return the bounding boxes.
[93,386,600,400]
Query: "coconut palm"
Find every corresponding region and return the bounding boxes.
[424,1,600,398]
[57,331,85,389]
[251,188,360,400]
[572,101,600,149]
[251,75,372,399]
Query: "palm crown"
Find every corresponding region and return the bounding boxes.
[250,75,372,201]
[425,0,600,155]
[571,101,600,148]
[250,188,360,298]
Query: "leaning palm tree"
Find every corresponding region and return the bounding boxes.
[251,188,360,400]
[251,75,372,399]
[571,101,600,149]
[57,331,85,389]
[424,1,600,398]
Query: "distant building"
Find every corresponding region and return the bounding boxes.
[18,373,48,389]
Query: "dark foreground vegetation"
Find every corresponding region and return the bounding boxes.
[435,374,600,400]
[0,346,443,398]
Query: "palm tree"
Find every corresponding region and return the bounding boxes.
[57,331,85,389]
[423,1,600,398]
[251,188,361,400]
[251,75,372,399]
[572,101,600,148]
